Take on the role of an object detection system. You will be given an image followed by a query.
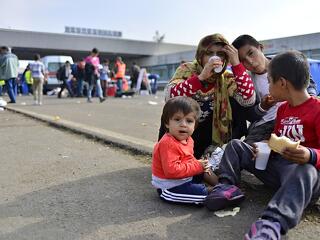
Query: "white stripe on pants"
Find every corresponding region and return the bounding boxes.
[160,189,207,204]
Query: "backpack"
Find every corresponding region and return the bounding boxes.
[84,63,94,77]
[56,66,64,80]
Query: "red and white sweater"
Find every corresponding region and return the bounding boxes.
[169,64,255,103]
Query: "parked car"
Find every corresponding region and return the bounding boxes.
[41,55,74,93]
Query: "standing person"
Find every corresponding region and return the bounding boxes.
[130,62,140,90]
[0,46,19,103]
[23,64,33,95]
[29,54,45,105]
[152,96,220,204]
[73,60,85,97]
[205,51,320,239]
[231,34,318,143]
[84,48,105,103]
[57,61,74,98]
[114,56,126,97]
[99,59,110,97]
[162,33,256,159]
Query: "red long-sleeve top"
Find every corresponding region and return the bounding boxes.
[152,133,203,179]
[274,97,320,169]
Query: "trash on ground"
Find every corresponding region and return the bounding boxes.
[53,116,60,121]
[214,207,240,217]
[0,98,7,107]
[47,87,61,96]
[148,101,158,105]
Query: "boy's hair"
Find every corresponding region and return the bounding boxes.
[232,34,260,50]
[161,96,201,131]
[268,50,310,90]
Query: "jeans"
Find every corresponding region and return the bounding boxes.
[87,80,103,100]
[5,78,16,102]
[77,78,84,96]
[116,78,123,97]
[219,139,320,234]
[58,80,74,98]
[95,79,103,98]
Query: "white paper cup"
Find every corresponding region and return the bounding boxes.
[255,142,271,170]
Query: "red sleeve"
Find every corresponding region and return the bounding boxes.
[231,64,255,100]
[313,112,320,169]
[159,139,203,179]
[169,75,203,97]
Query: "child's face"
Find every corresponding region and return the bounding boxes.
[238,44,267,74]
[268,75,286,102]
[165,111,196,143]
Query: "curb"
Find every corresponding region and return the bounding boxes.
[5,106,154,156]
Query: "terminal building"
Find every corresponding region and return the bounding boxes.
[1,28,320,86]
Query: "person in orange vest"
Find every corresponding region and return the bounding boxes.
[114,56,126,97]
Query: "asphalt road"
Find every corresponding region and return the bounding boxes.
[0,95,320,239]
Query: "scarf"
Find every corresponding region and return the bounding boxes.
[168,34,237,146]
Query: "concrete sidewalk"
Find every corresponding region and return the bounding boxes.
[4,94,165,155]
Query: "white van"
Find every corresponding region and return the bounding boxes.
[41,55,74,92]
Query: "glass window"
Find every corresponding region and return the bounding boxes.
[48,62,62,72]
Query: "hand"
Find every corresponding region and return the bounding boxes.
[223,44,240,66]
[282,145,310,164]
[198,57,223,81]
[198,158,209,168]
[249,143,259,160]
[260,94,277,111]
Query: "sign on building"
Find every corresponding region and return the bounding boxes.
[65,26,122,38]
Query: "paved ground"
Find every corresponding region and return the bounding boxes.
[0,93,320,239]
[6,94,165,144]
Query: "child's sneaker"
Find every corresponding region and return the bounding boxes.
[204,183,245,211]
[244,219,281,240]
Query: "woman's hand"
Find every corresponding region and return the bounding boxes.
[260,94,277,111]
[198,57,223,81]
[223,44,240,66]
[249,143,258,160]
[282,145,310,164]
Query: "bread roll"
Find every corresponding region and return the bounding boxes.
[268,133,300,153]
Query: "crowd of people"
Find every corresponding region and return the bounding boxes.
[152,33,320,240]
[0,47,159,105]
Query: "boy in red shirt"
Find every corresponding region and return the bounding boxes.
[152,96,242,204]
[205,51,320,239]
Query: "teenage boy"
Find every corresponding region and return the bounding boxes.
[205,51,320,239]
[229,35,317,143]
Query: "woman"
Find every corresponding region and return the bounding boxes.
[84,48,105,103]
[162,33,256,158]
